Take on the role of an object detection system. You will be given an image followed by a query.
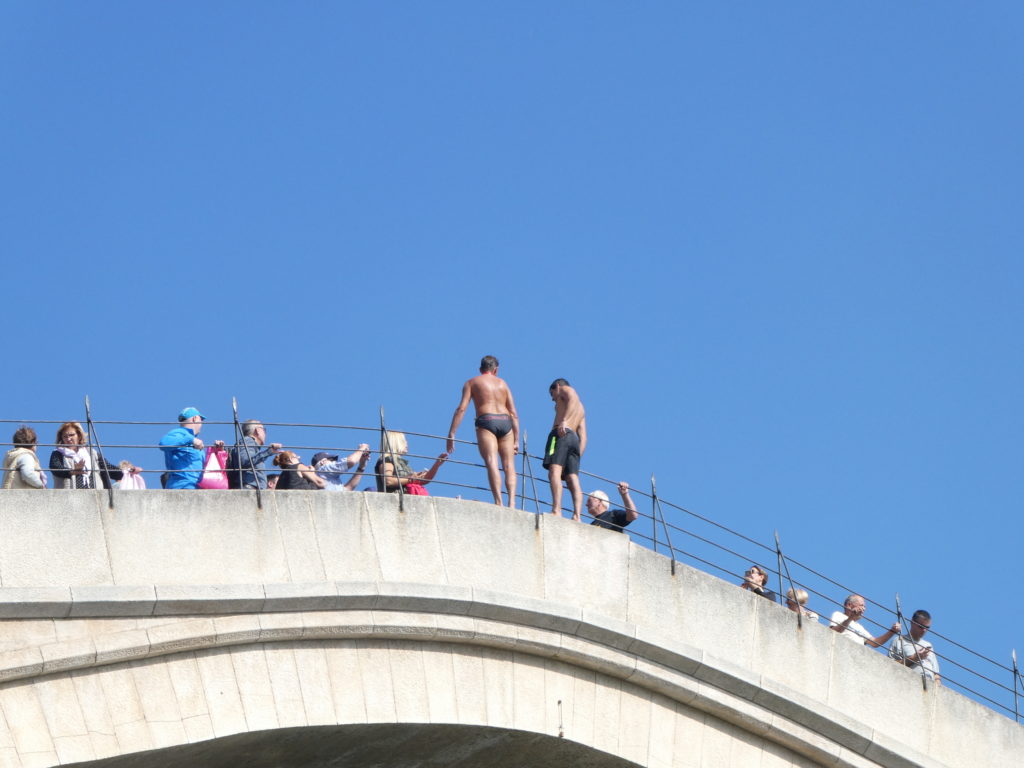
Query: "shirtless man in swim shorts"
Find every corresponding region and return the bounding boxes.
[447,355,520,507]
[544,378,587,520]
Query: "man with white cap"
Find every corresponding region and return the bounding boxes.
[587,481,638,532]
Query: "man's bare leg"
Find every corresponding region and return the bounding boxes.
[497,432,517,508]
[476,428,503,505]
[565,472,583,521]
[548,464,564,515]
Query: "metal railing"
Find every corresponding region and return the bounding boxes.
[2,397,1023,724]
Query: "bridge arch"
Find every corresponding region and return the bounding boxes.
[0,490,1017,767]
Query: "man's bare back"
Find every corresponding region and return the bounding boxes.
[446,356,519,506]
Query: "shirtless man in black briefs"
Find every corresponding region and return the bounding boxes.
[447,355,520,507]
[544,378,587,520]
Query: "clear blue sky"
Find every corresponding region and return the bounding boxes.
[3,3,1021,716]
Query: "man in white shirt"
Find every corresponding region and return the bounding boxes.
[829,594,900,648]
[889,609,941,684]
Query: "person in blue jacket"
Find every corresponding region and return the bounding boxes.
[159,407,223,489]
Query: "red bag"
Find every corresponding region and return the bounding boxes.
[198,446,230,490]
[405,482,429,496]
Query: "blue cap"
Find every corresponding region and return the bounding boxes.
[178,407,205,422]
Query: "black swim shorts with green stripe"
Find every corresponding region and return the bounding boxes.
[542,428,580,475]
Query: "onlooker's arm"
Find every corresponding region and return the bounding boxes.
[829,612,853,634]
[618,481,638,523]
[96,453,124,485]
[866,622,901,649]
[49,451,72,481]
[298,463,326,489]
[447,382,472,453]
[419,453,449,484]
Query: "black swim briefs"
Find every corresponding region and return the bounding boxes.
[474,413,514,439]
[542,428,580,475]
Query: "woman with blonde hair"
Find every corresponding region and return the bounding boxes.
[374,430,448,494]
[49,421,141,490]
[785,588,819,622]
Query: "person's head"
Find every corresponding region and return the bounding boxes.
[266,473,280,489]
[310,452,338,469]
[273,451,299,467]
[12,425,37,451]
[56,421,86,447]
[910,609,932,641]
[586,489,610,515]
[380,430,408,458]
[744,565,768,588]
[549,378,570,399]
[785,588,809,613]
[844,594,866,617]
[242,420,266,445]
[480,355,499,373]
[177,407,205,433]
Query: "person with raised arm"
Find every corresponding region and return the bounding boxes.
[543,378,587,520]
[829,594,900,648]
[446,355,520,507]
[587,482,638,532]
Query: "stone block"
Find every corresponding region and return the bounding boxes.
[231,647,279,732]
[34,674,87,738]
[0,647,44,682]
[263,581,341,612]
[470,588,581,634]
[213,614,261,646]
[293,647,335,726]
[376,581,473,614]
[264,645,308,729]
[53,733,95,764]
[147,618,217,657]
[39,638,96,674]
[333,581,380,609]
[195,649,247,737]
[69,585,156,618]
[153,584,265,615]
[1,684,54,756]
[0,588,71,620]
[323,643,366,725]
[577,609,636,651]
[302,609,373,640]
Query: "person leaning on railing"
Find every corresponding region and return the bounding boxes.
[272,451,325,491]
[159,407,224,490]
[375,430,448,495]
[739,565,777,602]
[228,419,282,490]
[2,425,47,489]
[49,421,141,490]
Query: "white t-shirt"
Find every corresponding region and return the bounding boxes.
[830,611,873,644]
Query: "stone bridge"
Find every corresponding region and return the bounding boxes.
[0,491,1017,767]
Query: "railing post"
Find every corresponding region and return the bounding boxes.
[651,474,658,555]
[380,406,403,511]
[775,531,801,629]
[232,397,262,509]
[520,430,541,521]
[650,475,676,575]
[83,396,115,509]
[1013,649,1020,723]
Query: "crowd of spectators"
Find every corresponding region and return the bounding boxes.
[2,380,942,688]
